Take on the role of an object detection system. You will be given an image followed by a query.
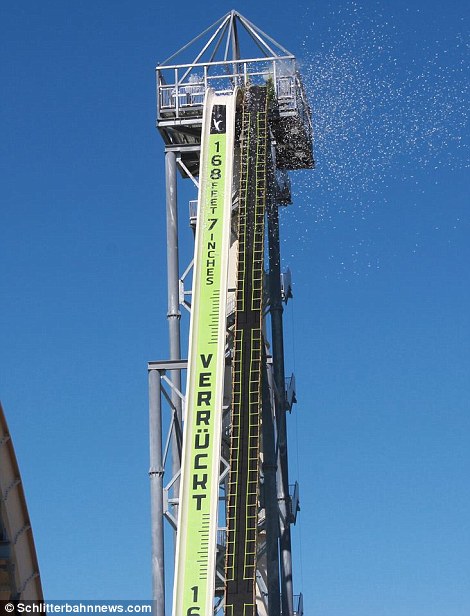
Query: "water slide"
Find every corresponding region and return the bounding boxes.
[172,89,237,616]
[172,84,271,616]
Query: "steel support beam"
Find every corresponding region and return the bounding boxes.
[165,150,183,523]
[261,358,281,616]
[267,200,294,616]
[149,369,165,616]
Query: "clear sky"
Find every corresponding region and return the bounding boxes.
[1,0,469,614]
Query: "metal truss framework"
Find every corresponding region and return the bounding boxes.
[149,146,303,616]
[149,10,312,616]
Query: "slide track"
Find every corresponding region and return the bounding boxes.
[224,86,269,616]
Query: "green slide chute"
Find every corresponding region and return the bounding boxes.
[172,90,236,616]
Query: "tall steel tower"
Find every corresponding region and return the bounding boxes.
[148,11,313,616]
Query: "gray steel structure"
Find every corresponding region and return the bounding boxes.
[149,11,312,616]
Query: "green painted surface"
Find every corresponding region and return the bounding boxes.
[181,125,227,615]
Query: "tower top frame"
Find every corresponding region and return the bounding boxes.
[159,9,295,67]
[156,9,313,171]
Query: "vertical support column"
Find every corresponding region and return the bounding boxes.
[261,360,281,616]
[165,150,183,517]
[267,200,294,616]
[230,10,241,87]
[149,369,165,616]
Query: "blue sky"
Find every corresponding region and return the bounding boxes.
[1,0,469,613]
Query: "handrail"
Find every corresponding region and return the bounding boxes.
[156,54,295,71]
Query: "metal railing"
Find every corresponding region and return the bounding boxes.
[156,56,310,131]
[293,593,304,616]
[188,199,198,227]
[280,593,304,616]
[285,372,296,410]
[289,481,300,524]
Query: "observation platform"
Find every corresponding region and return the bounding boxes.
[156,10,314,175]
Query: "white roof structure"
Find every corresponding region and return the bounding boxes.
[0,404,43,600]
